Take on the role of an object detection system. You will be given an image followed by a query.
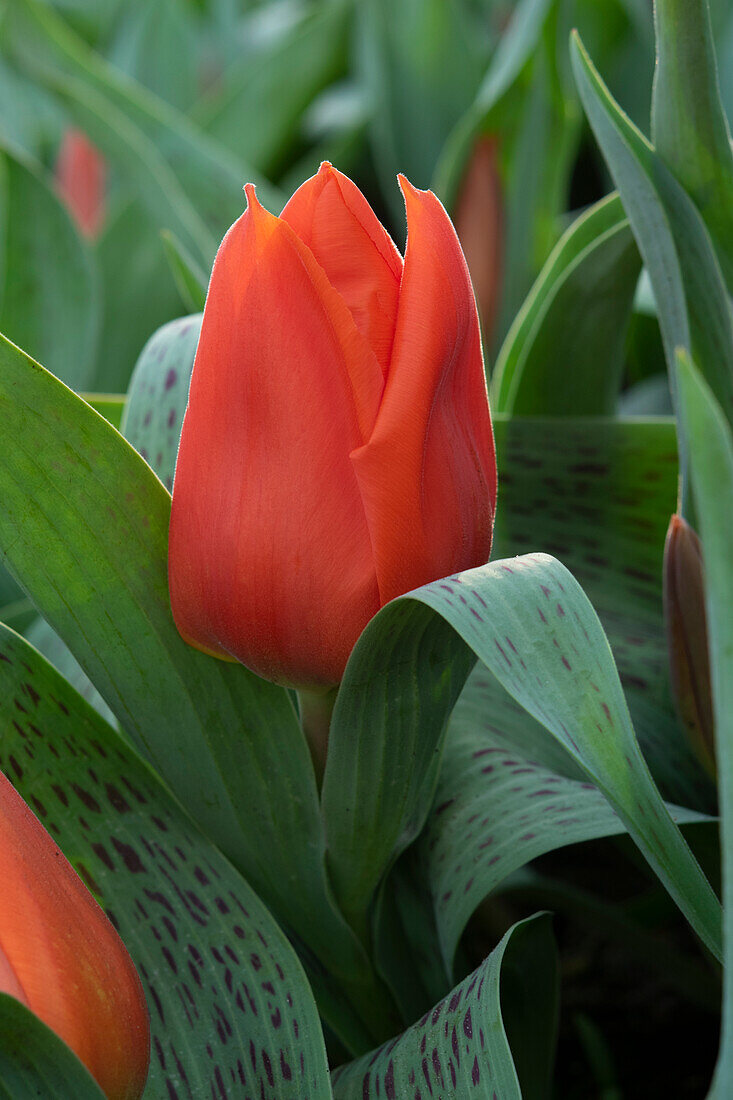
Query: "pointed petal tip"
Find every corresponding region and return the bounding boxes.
[243,182,259,208]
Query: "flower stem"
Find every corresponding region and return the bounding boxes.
[297,687,337,787]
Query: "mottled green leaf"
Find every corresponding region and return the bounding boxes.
[326,550,720,960]
[0,625,332,1099]
[121,313,201,491]
[0,332,398,1054]
[493,416,711,809]
[421,666,711,968]
[332,914,557,1100]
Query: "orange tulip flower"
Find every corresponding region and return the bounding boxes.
[169,163,497,690]
[55,128,107,239]
[0,769,149,1099]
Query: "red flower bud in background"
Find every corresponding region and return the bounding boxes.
[169,163,497,689]
[55,128,107,239]
[0,769,149,1099]
[453,136,503,346]
[663,514,715,776]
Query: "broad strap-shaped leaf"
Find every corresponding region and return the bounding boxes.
[0,332,396,1053]
[493,415,712,811]
[413,554,721,958]
[421,664,712,969]
[651,0,733,291]
[326,552,721,961]
[120,313,201,491]
[0,145,98,389]
[492,193,641,415]
[332,914,557,1100]
[570,31,733,505]
[675,354,733,1098]
[0,624,333,1099]
[0,997,107,1100]
[323,605,474,941]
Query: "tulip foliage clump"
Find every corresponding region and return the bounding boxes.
[0,0,732,1096]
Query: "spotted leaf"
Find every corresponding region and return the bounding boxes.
[121,313,201,492]
[0,623,332,1100]
[421,664,712,969]
[331,914,557,1100]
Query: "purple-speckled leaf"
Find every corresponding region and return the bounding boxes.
[332,914,557,1100]
[410,553,720,960]
[121,313,201,492]
[419,670,711,969]
[0,332,395,1055]
[493,415,711,810]
[0,623,332,1100]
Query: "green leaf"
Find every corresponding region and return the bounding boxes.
[121,313,201,490]
[24,614,118,727]
[434,0,554,207]
[160,230,207,315]
[0,146,98,389]
[420,665,712,969]
[327,548,721,960]
[0,332,398,1053]
[0,625,333,1099]
[492,415,712,810]
[8,0,283,253]
[331,914,557,1100]
[94,200,183,393]
[194,1,350,177]
[0,996,107,1100]
[651,0,733,290]
[359,0,487,216]
[570,31,733,505]
[80,393,125,429]
[108,0,199,113]
[674,353,733,1097]
[491,192,641,415]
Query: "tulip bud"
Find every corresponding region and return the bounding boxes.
[663,514,715,775]
[0,769,149,1099]
[453,135,503,346]
[55,129,106,239]
[169,163,497,690]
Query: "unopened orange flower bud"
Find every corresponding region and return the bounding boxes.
[169,163,497,689]
[663,514,715,776]
[0,769,149,1099]
[453,135,503,346]
[55,128,107,239]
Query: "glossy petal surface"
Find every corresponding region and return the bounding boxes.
[352,178,496,605]
[0,770,149,1100]
[169,187,382,686]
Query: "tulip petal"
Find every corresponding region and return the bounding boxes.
[352,177,497,605]
[169,187,382,686]
[281,162,402,378]
[0,770,149,1100]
